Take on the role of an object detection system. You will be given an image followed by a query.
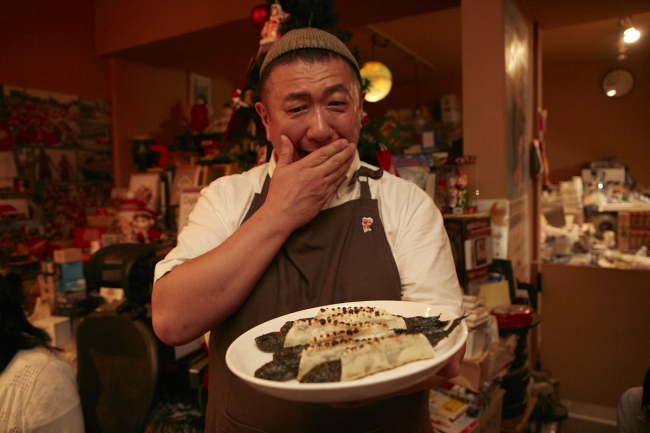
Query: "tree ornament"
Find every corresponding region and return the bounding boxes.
[250,3,270,29]
[260,1,289,41]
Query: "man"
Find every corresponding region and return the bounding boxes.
[152,27,464,432]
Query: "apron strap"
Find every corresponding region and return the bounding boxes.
[264,166,383,198]
[348,166,383,199]
[347,166,384,187]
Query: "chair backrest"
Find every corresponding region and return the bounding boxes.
[84,243,156,304]
[76,310,158,433]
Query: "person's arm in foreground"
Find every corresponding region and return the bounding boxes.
[152,137,355,346]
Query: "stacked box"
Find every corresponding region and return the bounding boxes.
[32,316,72,347]
[53,247,86,294]
[617,211,650,252]
[444,215,493,295]
[73,227,107,250]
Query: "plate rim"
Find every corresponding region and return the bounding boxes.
[225,300,467,402]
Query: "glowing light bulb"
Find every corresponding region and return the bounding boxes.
[360,61,392,102]
[623,27,640,43]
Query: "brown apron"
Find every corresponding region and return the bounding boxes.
[206,167,433,433]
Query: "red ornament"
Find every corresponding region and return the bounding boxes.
[250,3,270,29]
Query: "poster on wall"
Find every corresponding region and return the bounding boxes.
[0,85,113,241]
[42,183,114,240]
[1,85,113,182]
[507,195,530,282]
[504,0,531,200]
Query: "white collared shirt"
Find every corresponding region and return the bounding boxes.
[155,151,462,315]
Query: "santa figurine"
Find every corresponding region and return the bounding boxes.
[132,207,163,244]
[260,1,289,43]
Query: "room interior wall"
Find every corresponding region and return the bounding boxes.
[540,262,650,407]
[542,55,650,187]
[0,0,110,100]
[94,0,261,55]
[109,60,238,187]
[109,58,187,186]
[462,0,509,200]
[363,78,463,119]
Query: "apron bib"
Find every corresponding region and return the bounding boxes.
[206,167,432,433]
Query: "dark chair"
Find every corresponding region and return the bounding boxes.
[76,309,158,433]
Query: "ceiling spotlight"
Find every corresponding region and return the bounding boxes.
[621,16,641,43]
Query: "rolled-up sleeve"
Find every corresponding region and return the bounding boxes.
[154,173,259,283]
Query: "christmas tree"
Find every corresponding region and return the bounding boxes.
[222,0,360,170]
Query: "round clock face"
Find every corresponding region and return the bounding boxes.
[602,68,634,98]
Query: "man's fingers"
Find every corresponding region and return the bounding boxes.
[308,142,356,184]
[303,139,354,167]
[276,135,294,167]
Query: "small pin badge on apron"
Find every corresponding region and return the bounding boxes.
[362,217,373,233]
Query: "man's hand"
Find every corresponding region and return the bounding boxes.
[265,135,356,230]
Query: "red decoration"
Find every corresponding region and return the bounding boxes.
[190,100,210,133]
[250,3,270,29]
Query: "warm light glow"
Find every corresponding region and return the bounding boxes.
[624,27,641,43]
[606,90,617,97]
[360,61,392,102]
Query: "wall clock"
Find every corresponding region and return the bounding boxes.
[601,68,634,98]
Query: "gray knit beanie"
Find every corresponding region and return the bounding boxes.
[260,27,359,75]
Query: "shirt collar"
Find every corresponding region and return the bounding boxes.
[267,149,361,200]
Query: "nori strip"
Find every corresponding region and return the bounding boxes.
[299,360,342,383]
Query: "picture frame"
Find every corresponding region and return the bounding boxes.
[189,73,212,107]
[128,172,161,213]
[170,165,201,206]
[177,187,204,235]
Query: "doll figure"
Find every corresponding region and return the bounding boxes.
[132,208,163,244]
[260,1,289,41]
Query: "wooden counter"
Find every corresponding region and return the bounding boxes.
[539,262,650,407]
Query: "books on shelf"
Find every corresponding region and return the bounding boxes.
[429,388,470,422]
[431,413,479,433]
[462,295,491,329]
[466,305,489,321]
[462,295,485,310]
[429,387,477,433]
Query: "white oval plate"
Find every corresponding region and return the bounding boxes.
[225,300,467,403]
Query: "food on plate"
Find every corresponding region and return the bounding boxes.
[253,308,465,383]
[254,306,449,352]
[301,333,433,383]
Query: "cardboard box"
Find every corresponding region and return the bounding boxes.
[73,227,107,250]
[32,316,72,347]
[452,350,491,393]
[53,247,83,264]
[56,261,84,282]
[617,211,650,253]
[443,216,492,272]
[457,266,490,296]
[85,206,117,228]
[452,341,515,394]
[55,278,86,295]
[474,388,504,433]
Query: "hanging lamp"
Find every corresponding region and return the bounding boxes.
[360,33,392,102]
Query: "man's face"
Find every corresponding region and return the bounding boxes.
[255,58,364,162]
